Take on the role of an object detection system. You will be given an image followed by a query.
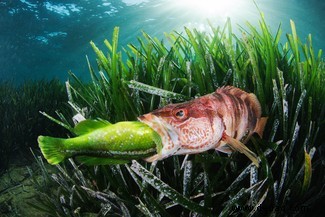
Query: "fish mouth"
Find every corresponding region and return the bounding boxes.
[138,113,178,157]
[138,113,169,141]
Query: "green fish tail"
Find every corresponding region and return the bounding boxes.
[38,135,67,165]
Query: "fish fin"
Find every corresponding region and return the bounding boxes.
[247,93,262,118]
[222,133,259,167]
[254,117,268,138]
[76,156,129,165]
[73,119,111,135]
[215,144,234,154]
[144,154,161,162]
[38,136,66,165]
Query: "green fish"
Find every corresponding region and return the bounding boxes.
[38,119,162,165]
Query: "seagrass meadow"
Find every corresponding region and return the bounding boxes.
[1,14,325,216]
[0,80,68,172]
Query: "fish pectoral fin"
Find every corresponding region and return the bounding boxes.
[73,119,111,135]
[255,117,268,138]
[222,133,259,167]
[215,144,234,154]
[144,154,161,162]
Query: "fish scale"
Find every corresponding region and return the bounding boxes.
[214,87,258,142]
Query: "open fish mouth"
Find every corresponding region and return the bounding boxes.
[138,113,178,155]
[138,113,169,141]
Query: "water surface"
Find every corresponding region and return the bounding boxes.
[0,0,324,83]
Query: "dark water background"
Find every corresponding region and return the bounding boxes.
[0,0,324,84]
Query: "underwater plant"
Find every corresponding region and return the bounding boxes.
[33,13,324,216]
[0,80,68,173]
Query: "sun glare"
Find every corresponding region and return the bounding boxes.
[175,0,244,18]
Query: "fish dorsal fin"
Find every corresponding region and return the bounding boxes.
[73,119,111,135]
[217,86,248,98]
[247,93,262,118]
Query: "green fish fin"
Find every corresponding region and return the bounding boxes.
[38,136,66,165]
[76,156,129,165]
[221,133,259,167]
[73,119,111,135]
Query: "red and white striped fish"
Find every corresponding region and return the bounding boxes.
[138,86,267,167]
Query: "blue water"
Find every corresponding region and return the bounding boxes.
[1,0,324,83]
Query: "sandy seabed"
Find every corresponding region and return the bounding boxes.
[0,163,45,216]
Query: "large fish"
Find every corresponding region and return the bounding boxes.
[138,86,267,167]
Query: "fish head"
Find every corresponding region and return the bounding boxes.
[138,100,224,161]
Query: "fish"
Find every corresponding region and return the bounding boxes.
[138,86,267,167]
[38,120,162,165]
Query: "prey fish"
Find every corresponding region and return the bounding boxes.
[38,120,162,165]
[138,86,267,167]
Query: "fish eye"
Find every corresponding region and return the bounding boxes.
[174,109,187,119]
[176,110,184,117]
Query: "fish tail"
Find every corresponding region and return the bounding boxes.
[38,136,67,165]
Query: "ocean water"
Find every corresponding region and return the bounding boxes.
[1,1,324,215]
[0,0,324,83]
